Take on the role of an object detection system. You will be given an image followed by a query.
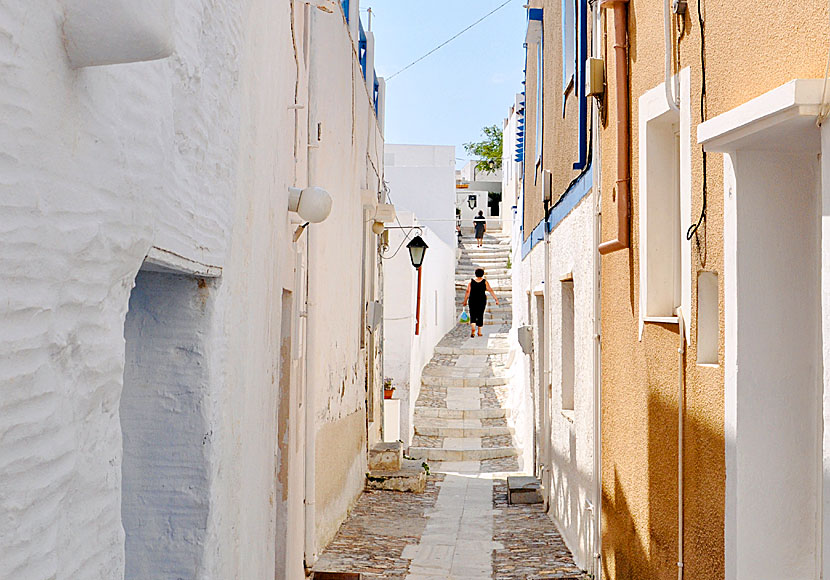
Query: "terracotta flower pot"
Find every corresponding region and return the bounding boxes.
[384,388,395,400]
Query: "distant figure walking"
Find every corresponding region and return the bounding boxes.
[462,268,499,337]
[473,210,486,247]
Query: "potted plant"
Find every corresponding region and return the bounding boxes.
[383,378,395,400]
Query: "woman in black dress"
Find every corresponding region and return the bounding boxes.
[462,268,500,337]
[473,210,486,247]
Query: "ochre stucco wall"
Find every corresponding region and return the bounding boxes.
[542,0,586,202]
[601,1,829,578]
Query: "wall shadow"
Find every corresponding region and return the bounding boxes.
[602,387,724,579]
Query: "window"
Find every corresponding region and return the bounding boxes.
[527,9,543,166]
[560,280,575,411]
[638,69,692,338]
[341,0,349,23]
[358,20,367,79]
[536,40,543,165]
[696,271,718,364]
[639,84,681,322]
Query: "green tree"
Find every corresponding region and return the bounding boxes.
[464,125,503,173]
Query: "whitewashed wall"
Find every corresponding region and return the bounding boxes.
[543,197,596,570]
[510,194,595,571]
[385,145,457,247]
[382,212,456,446]
[304,3,385,557]
[0,2,381,579]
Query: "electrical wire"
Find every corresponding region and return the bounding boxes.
[380,180,418,259]
[386,0,519,81]
[686,0,706,249]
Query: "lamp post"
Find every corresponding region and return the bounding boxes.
[406,235,428,335]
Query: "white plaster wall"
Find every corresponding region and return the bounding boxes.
[384,144,457,247]
[509,202,536,474]
[509,194,595,571]
[383,212,456,446]
[543,196,596,571]
[305,3,385,553]
[0,2,377,579]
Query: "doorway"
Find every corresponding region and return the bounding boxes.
[121,268,214,579]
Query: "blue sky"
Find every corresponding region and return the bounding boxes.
[364,0,527,168]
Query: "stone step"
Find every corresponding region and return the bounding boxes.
[421,374,509,388]
[414,420,514,438]
[369,441,403,472]
[458,256,509,263]
[434,344,510,355]
[408,445,519,462]
[456,283,511,292]
[366,458,427,493]
[415,407,509,420]
[456,271,512,278]
[455,274,512,281]
[455,302,512,312]
[507,476,544,504]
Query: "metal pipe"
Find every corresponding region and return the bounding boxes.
[676,307,686,580]
[664,0,680,113]
[591,6,604,573]
[415,266,422,335]
[598,0,631,255]
[303,5,317,569]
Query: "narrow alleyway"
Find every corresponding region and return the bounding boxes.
[315,233,587,579]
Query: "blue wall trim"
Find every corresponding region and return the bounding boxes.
[521,166,593,259]
[573,0,588,170]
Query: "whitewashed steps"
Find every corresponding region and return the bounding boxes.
[415,418,514,438]
[408,445,519,462]
[415,407,509,420]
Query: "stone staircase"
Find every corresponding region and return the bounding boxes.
[409,233,521,473]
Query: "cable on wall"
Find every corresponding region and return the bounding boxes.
[686,0,707,266]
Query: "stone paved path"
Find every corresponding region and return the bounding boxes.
[410,233,521,474]
[314,472,587,579]
[314,232,587,579]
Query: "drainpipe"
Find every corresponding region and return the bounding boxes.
[591,5,603,574]
[303,228,317,570]
[664,0,680,113]
[304,6,317,570]
[597,0,630,255]
[676,307,686,580]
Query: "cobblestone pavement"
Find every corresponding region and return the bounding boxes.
[314,475,445,579]
[492,481,589,580]
[314,474,588,579]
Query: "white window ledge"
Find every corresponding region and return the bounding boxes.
[643,316,679,325]
[698,79,824,153]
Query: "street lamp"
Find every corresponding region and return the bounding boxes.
[406,235,428,269]
[406,236,428,335]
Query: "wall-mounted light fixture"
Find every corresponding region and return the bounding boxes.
[289,186,332,241]
[289,186,332,223]
[406,235,429,336]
